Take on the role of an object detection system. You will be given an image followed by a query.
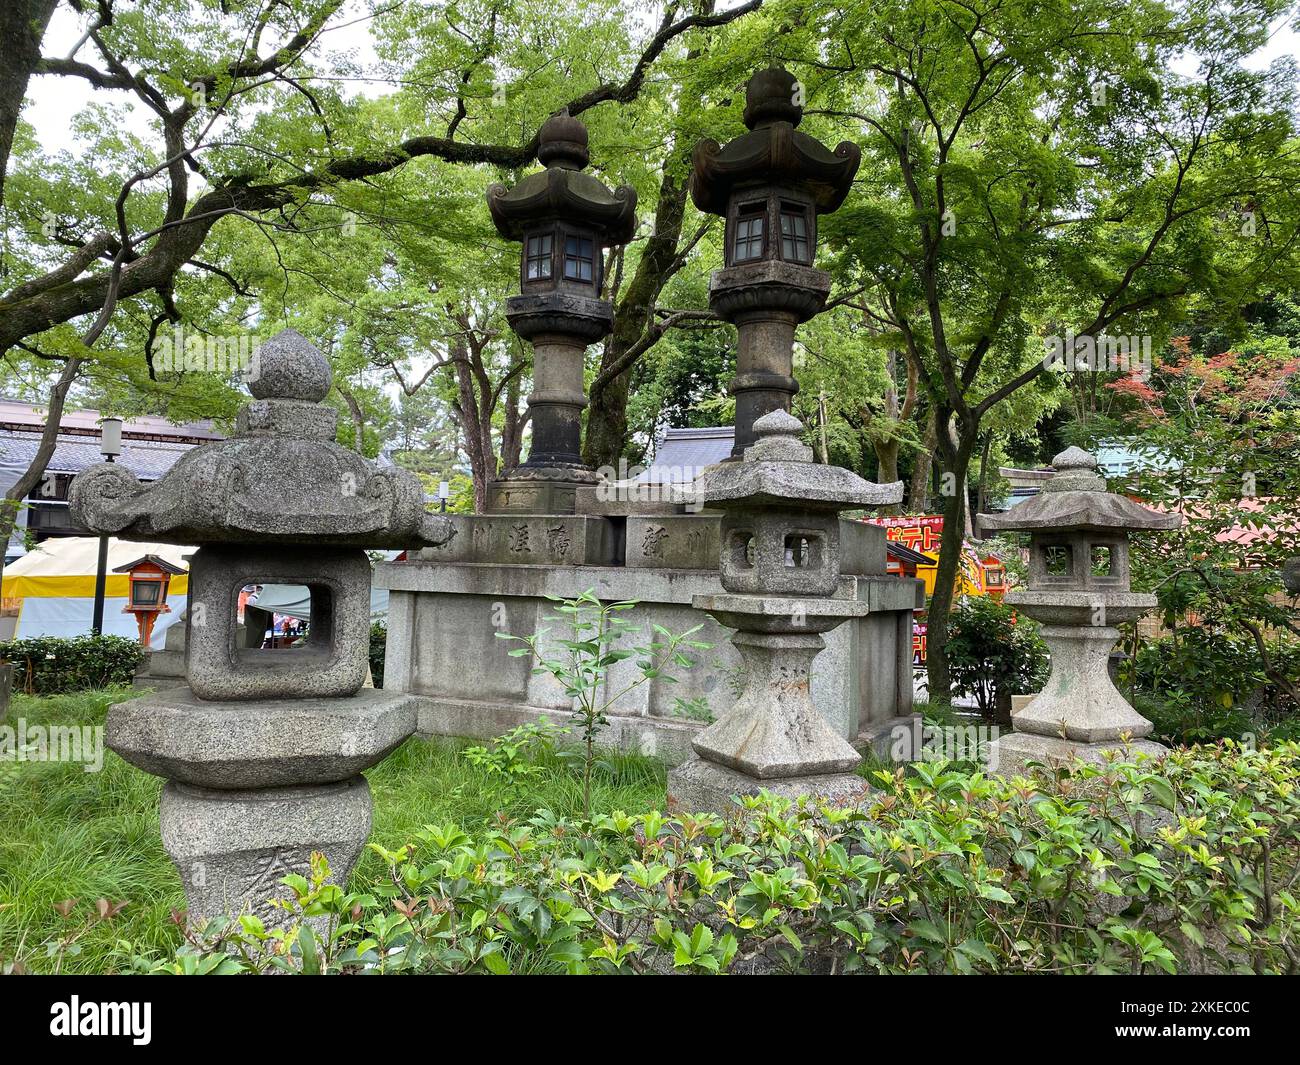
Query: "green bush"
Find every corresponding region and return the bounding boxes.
[944,596,1049,719]
[0,635,141,695]
[139,742,1300,975]
[1130,630,1300,744]
[368,621,386,689]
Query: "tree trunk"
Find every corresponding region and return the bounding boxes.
[0,0,57,206]
[909,406,937,512]
[924,415,977,702]
[0,355,83,576]
[975,432,993,537]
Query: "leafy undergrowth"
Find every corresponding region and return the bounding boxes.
[0,691,663,974]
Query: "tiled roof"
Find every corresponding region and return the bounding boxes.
[0,398,221,441]
[636,426,734,483]
[0,429,196,482]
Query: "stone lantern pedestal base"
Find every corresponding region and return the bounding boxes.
[989,730,1168,777]
[106,687,418,927]
[665,593,873,814]
[668,755,870,812]
[161,777,372,928]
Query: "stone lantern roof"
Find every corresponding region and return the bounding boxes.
[981,447,1181,534]
[69,329,449,549]
[486,110,638,243]
[689,67,862,216]
[697,409,902,509]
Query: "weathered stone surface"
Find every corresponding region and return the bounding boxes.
[668,756,871,813]
[698,412,902,598]
[573,484,686,517]
[161,777,371,929]
[246,328,332,401]
[418,514,620,566]
[982,447,1181,534]
[689,66,861,217]
[988,730,1167,777]
[1009,625,1156,742]
[626,515,720,569]
[235,398,337,440]
[504,292,614,342]
[486,478,583,515]
[709,261,831,322]
[107,688,417,789]
[689,594,870,778]
[376,562,919,760]
[186,545,372,701]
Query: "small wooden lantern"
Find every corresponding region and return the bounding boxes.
[114,555,185,647]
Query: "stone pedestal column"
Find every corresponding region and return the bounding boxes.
[488,292,614,513]
[670,596,871,809]
[989,597,1167,774]
[665,410,902,812]
[711,262,831,459]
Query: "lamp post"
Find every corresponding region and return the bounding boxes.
[438,480,450,513]
[90,416,123,636]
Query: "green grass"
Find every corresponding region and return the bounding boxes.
[0,689,665,974]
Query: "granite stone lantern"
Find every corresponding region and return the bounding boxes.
[691,67,861,458]
[485,110,638,514]
[980,447,1181,772]
[668,410,902,811]
[69,329,454,927]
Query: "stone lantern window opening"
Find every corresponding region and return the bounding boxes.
[1041,541,1073,581]
[729,528,756,569]
[779,202,811,263]
[524,232,553,281]
[563,233,596,283]
[184,545,373,701]
[783,532,822,569]
[1091,544,1113,576]
[731,201,767,262]
[1032,531,1130,591]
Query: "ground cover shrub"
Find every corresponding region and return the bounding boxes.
[142,742,1300,975]
[944,596,1049,721]
[0,635,141,694]
[1130,630,1300,745]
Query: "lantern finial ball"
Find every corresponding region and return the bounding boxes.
[743,66,803,130]
[537,109,590,169]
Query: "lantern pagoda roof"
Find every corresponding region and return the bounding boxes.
[112,554,186,575]
[696,410,901,510]
[981,447,1182,534]
[690,67,862,217]
[69,330,453,549]
[487,110,638,244]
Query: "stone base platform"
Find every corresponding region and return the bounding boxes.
[162,776,372,928]
[989,730,1168,777]
[667,755,872,814]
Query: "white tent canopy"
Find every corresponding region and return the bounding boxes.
[1,537,192,648]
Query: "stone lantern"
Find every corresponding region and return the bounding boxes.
[69,329,453,927]
[691,67,861,458]
[485,110,638,514]
[668,410,902,811]
[980,447,1181,772]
